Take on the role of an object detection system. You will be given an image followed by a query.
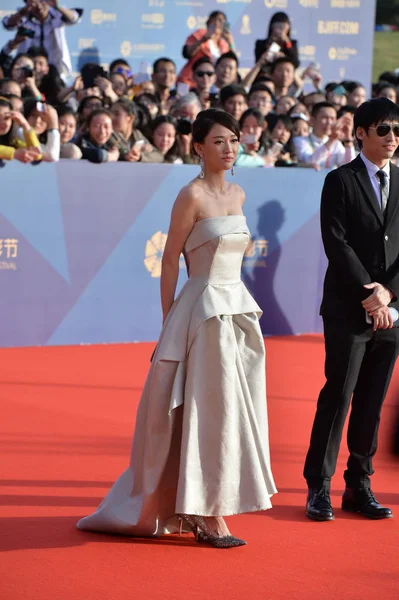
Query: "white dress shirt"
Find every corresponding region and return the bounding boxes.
[293,133,356,168]
[3,7,81,79]
[360,152,390,207]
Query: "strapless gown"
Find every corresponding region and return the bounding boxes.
[77,215,277,536]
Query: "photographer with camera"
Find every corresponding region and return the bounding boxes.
[170,93,201,163]
[2,1,82,80]
[9,53,43,100]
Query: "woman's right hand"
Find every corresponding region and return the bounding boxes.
[10,110,30,130]
[25,76,41,97]
[72,75,84,92]
[14,147,42,163]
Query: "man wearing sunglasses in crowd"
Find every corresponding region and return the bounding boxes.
[191,57,216,110]
[304,97,399,523]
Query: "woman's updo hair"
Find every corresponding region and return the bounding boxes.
[192,109,240,154]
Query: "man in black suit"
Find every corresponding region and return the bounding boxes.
[304,98,399,521]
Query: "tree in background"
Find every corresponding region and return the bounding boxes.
[376,0,399,25]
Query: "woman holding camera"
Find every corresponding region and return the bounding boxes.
[10,53,42,99]
[24,97,60,161]
[178,11,234,86]
[254,12,299,70]
[111,98,163,163]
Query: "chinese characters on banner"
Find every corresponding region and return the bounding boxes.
[0,238,19,270]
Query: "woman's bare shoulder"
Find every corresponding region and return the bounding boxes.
[229,182,246,204]
[173,179,202,212]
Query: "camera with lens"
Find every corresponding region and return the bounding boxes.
[176,118,192,136]
[21,66,34,78]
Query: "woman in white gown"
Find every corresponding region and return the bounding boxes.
[77,108,277,548]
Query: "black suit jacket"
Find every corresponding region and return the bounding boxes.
[320,155,399,322]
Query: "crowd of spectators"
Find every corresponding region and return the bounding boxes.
[0,2,398,168]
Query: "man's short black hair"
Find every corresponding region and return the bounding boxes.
[220,84,247,106]
[270,56,295,74]
[354,97,399,148]
[311,101,337,118]
[378,71,398,86]
[375,81,397,96]
[192,56,213,73]
[109,58,131,73]
[216,51,239,68]
[27,46,48,60]
[152,57,176,73]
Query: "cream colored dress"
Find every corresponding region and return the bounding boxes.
[77,215,277,537]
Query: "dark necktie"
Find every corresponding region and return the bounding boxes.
[376,170,388,214]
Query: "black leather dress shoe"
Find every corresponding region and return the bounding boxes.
[306,488,335,521]
[342,487,393,519]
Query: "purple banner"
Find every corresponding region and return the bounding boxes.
[0,161,326,347]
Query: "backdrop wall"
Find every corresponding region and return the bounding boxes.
[0,162,327,348]
[0,0,376,91]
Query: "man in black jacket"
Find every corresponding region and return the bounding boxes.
[304,98,399,521]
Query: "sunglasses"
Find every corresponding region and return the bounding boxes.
[196,70,215,78]
[369,124,399,137]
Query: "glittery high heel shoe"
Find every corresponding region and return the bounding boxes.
[177,514,246,548]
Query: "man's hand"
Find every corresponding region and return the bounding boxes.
[72,75,83,92]
[371,306,394,331]
[362,282,394,312]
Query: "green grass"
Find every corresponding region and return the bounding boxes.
[373,31,399,81]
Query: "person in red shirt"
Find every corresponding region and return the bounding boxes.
[178,11,234,86]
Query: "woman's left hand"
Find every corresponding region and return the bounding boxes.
[223,31,234,47]
[41,103,59,129]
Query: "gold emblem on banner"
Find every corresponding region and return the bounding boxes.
[144,232,186,278]
[121,41,132,57]
[240,15,251,35]
[329,47,337,60]
[144,231,167,278]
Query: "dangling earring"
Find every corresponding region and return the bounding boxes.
[199,157,205,179]
[231,166,235,176]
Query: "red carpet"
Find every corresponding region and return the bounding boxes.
[1,336,398,600]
